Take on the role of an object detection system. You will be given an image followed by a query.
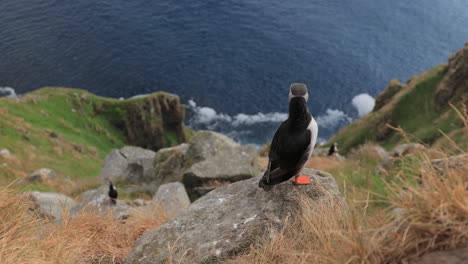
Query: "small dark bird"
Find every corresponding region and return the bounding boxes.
[108,181,118,205]
[259,83,318,189]
[328,142,338,156]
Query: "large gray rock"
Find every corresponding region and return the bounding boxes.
[28,192,76,222]
[413,246,468,264]
[100,146,156,184]
[183,131,262,188]
[126,168,340,264]
[153,182,190,215]
[70,186,131,220]
[153,143,189,187]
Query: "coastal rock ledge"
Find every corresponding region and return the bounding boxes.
[125,168,340,264]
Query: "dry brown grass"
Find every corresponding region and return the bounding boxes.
[229,152,467,264]
[0,187,167,264]
[40,205,167,263]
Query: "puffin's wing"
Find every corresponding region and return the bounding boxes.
[263,121,286,180]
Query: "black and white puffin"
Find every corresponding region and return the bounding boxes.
[328,142,338,156]
[108,181,118,205]
[259,83,318,189]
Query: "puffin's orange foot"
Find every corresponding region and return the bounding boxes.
[291,175,311,185]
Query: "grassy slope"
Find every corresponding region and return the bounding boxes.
[0,87,181,191]
[329,64,466,153]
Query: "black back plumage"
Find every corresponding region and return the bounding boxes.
[259,97,312,188]
[328,144,336,156]
[108,182,118,205]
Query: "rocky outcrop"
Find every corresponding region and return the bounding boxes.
[152,131,262,199]
[97,92,186,151]
[413,246,468,264]
[28,192,76,222]
[153,143,189,187]
[421,154,468,178]
[435,42,468,107]
[153,182,190,215]
[70,186,131,220]
[182,131,262,190]
[373,79,404,112]
[125,168,340,264]
[100,146,156,184]
[375,143,425,176]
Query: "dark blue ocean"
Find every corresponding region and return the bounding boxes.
[1,0,467,144]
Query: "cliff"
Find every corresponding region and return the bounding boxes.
[0,87,187,185]
[329,43,468,153]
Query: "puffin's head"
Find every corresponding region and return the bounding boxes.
[289,83,309,102]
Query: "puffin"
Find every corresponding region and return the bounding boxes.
[259,83,318,189]
[108,181,118,205]
[328,142,338,156]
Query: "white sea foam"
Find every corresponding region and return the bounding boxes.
[0,87,17,98]
[315,108,352,129]
[187,100,287,127]
[352,93,375,117]
[186,100,354,144]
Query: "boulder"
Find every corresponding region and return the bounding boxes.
[153,182,190,215]
[183,131,262,190]
[28,192,76,222]
[421,154,468,178]
[391,143,425,158]
[70,186,131,220]
[126,168,340,264]
[100,146,156,184]
[153,143,189,187]
[413,246,468,264]
[26,168,56,183]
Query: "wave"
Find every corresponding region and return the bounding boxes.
[352,93,375,117]
[0,87,17,98]
[186,99,354,144]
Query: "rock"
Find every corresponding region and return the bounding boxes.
[133,199,145,207]
[70,186,131,220]
[435,42,468,107]
[413,246,468,264]
[0,148,10,156]
[126,168,340,264]
[153,143,189,188]
[153,182,190,215]
[100,149,127,182]
[421,154,468,178]
[101,92,186,151]
[391,143,425,158]
[26,168,56,183]
[311,146,331,157]
[28,192,76,222]
[183,131,262,190]
[100,146,156,184]
[373,79,404,112]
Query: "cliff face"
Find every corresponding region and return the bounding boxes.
[0,88,187,184]
[97,93,186,151]
[329,43,468,153]
[435,42,468,107]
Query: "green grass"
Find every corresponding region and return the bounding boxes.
[0,87,185,191]
[330,64,465,153]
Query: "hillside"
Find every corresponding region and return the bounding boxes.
[0,88,187,189]
[330,43,468,153]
